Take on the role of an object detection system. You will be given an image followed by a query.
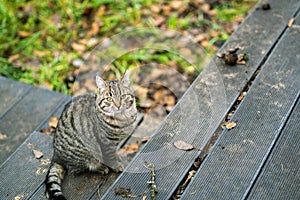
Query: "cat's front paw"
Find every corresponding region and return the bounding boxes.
[112,162,125,173]
[112,161,126,173]
[112,156,129,173]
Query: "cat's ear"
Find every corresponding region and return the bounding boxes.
[96,75,106,93]
[121,70,130,87]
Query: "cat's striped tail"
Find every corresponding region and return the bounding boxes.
[45,162,67,200]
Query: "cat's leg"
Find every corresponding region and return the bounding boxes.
[103,150,127,173]
[45,162,67,200]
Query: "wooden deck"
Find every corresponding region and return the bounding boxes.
[0,0,299,199]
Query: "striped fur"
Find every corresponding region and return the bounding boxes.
[45,73,137,199]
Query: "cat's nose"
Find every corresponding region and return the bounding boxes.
[115,101,121,108]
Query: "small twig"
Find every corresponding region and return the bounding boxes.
[182,170,196,187]
[144,162,158,200]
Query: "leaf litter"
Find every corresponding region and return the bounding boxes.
[33,149,44,159]
[217,47,249,66]
[174,140,201,151]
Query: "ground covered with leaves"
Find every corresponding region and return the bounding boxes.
[1,0,257,119]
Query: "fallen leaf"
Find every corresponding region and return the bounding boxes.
[217,47,248,66]
[48,117,59,128]
[174,140,195,151]
[150,4,160,13]
[200,40,210,48]
[87,22,99,38]
[216,53,225,58]
[262,1,271,10]
[238,93,244,101]
[139,99,152,108]
[141,137,149,143]
[224,53,238,65]
[194,33,208,42]
[162,5,171,15]
[33,50,46,57]
[17,31,31,38]
[170,1,183,9]
[71,42,86,52]
[153,89,165,103]
[288,18,294,27]
[201,3,211,13]
[164,95,175,106]
[134,86,148,100]
[33,149,44,159]
[117,142,140,155]
[14,194,25,200]
[0,133,8,140]
[225,121,237,130]
[8,54,19,62]
[227,112,234,118]
[153,15,165,26]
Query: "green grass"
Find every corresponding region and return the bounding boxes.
[214,1,257,22]
[0,0,257,94]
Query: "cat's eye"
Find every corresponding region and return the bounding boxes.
[107,97,113,102]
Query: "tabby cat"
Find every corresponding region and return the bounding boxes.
[45,72,137,200]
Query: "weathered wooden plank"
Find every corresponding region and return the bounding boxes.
[99,0,300,199]
[0,86,67,163]
[0,131,53,200]
[0,76,32,117]
[247,99,300,200]
[30,171,120,200]
[27,114,143,200]
[181,10,300,200]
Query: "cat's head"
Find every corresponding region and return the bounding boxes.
[95,71,137,127]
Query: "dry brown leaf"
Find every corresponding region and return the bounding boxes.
[162,5,171,15]
[153,16,165,26]
[139,99,152,108]
[87,22,99,38]
[150,4,160,13]
[179,48,192,56]
[170,1,183,9]
[8,54,19,62]
[34,50,47,57]
[174,140,195,151]
[227,112,234,117]
[71,42,86,52]
[164,95,175,106]
[0,133,8,140]
[17,31,31,38]
[201,40,210,48]
[194,33,208,42]
[153,89,165,103]
[225,121,237,130]
[48,117,59,128]
[288,18,294,27]
[238,93,244,101]
[118,142,140,155]
[14,194,25,200]
[134,86,148,100]
[201,3,211,13]
[141,137,149,143]
[33,149,44,159]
